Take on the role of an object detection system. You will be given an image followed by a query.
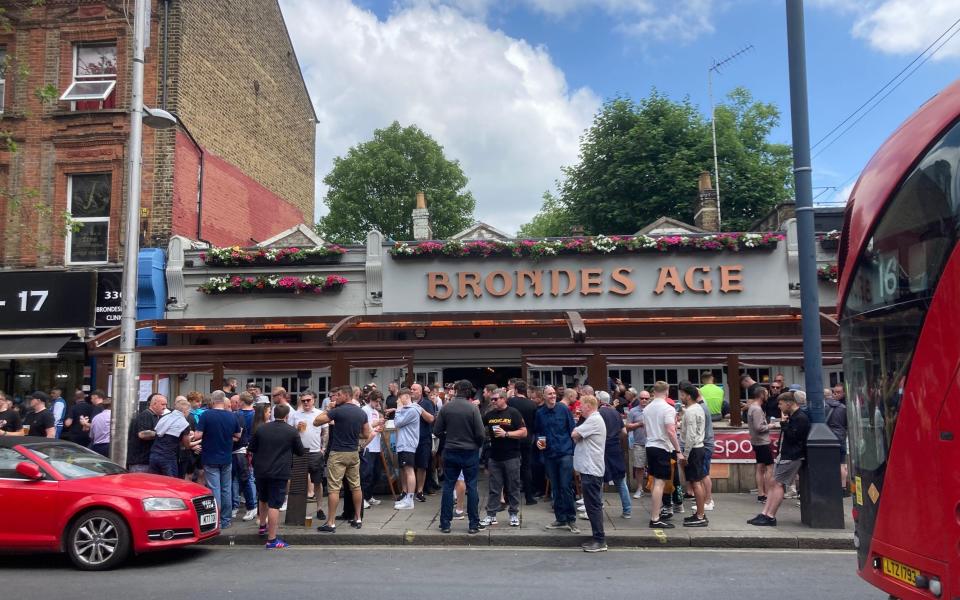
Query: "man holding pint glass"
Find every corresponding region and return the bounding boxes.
[534,385,578,533]
[290,391,327,518]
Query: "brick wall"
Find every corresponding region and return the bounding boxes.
[173,0,315,224]
[171,129,303,246]
[0,0,315,268]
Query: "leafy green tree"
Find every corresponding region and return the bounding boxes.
[539,88,791,235]
[517,191,573,238]
[316,122,475,243]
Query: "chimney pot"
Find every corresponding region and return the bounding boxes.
[416,191,426,209]
[698,171,713,193]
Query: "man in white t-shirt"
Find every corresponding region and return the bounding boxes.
[643,381,682,529]
[361,391,384,508]
[572,394,607,552]
[290,391,327,519]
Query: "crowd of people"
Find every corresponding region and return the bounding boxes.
[0,371,850,552]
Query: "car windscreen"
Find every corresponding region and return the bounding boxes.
[25,443,126,479]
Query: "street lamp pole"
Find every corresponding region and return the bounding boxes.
[110,0,149,468]
[785,0,844,528]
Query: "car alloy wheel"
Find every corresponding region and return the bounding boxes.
[67,510,131,571]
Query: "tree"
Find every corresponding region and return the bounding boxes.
[537,88,791,235]
[316,122,475,243]
[516,191,573,238]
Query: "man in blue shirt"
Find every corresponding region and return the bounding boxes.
[197,390,241,529]
[534,385,578,533]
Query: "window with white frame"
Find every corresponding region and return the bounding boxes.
[528,368,565,388]
[66,173,111,264]
[60,43,117,109]
[0,48,6,114]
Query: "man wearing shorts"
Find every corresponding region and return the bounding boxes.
[248,403,304,549]
[626,390,649,498]
[393,388,422,510]
[313,386,371,532]
[411,383,437,501]
[747,385,773,503]
[749,391,810,526]
[290,391,327,520]
[643,381,682,529]
[678,382,707,527]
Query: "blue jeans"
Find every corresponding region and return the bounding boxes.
[615,477,632,515]
[544,454,575,524]
[231,453,256,510]
[149,454,180,478]
[204,463,232,527]
[440,449,480,529]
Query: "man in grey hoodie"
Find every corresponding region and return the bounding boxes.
[434,379,486,534]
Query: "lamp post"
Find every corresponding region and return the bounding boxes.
[784,0,844,528]
[110,0,176,468]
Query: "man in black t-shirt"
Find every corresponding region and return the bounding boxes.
[63,391,105,447]
[0,392,24,437]
[127,394,168,472]
[24,392,55,438]
[481,389,527,527]
[412,383,437,499]
[384,381,399,417]
[507,380,539,505]
[313,386,371,532]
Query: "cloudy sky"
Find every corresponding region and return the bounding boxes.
[278,0,960,234]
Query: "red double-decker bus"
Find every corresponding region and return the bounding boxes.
[838,79,960,600]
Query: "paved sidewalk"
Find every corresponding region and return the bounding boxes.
[212,490,853,549]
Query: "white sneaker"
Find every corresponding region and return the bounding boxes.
[453,509,466,520]
[368,498,382,506]
[509,514,520,527]
[231,508,239,518]
[363,499,371,510]
[704,500,715,511]
[396,498,415,510]
[632,490,644,499]
[577,509,589,521]
[242,508,258,521]
[279,501,287,512]
[575,498,585,506]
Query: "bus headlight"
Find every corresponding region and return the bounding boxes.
[928,577,941,597]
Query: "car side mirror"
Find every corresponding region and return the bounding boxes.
[16,461,44,480]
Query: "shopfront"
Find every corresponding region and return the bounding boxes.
[86,230,840,418]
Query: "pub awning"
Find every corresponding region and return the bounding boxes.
[0,335,73,359]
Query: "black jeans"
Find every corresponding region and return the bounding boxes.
[518,441,536,501]
[580,473,605,543]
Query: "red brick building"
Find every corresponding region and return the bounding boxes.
[0,0,316,268]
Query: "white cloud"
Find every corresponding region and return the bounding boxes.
[279,0,600,234]
[418,0,716,43]
[815,0,960,59]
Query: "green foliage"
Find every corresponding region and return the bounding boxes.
[517,191,574,238]
[537,87,792,235]
[34,83,58,105]
[315,122,475,244]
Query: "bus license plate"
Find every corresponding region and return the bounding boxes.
[882,557,919,586]
[200,513,217,526]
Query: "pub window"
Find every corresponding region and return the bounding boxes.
[686,368,724,385]
[66,173,111,265]
[607,368,633,388]
[0,47,6,113]
[60,42,117,110]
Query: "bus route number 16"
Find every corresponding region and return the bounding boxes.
[878,255,899,301]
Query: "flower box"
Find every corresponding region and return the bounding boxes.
[198,274,348,295]
[389,233,784,261]
[817,264,838,284]
[200,245,347,267]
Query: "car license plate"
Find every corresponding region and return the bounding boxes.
[882,557,919,586]
[200,513,217,526]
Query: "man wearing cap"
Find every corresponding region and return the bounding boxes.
[24,392,55,438]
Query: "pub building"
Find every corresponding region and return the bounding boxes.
[86,184,843,489]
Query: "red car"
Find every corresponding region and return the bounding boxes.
[0,436,219,570]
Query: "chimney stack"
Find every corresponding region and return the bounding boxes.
[694,171,720,231]
[412,191,432,240]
